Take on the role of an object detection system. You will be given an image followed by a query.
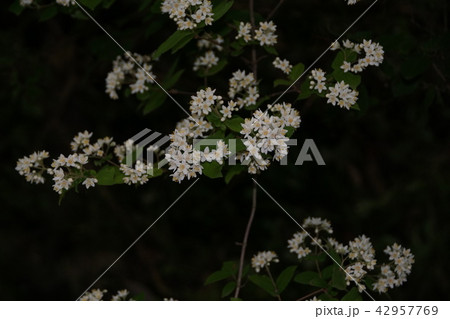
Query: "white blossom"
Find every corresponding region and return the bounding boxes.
[251,251,279,273]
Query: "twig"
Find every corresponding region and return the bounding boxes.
[234,179,258,299]
[267,0,285,20]
[296,288,326,301]
[265,265,282,301]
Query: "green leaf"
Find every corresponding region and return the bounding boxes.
[289,63,305,81]
[230,297,242,301]
[224,116,244,132]
[95,166,124,186]
[221,282,236,298]
[294,271,327,288]
[102,0,116,9]
[264,46,278,55]
[153,30,193,59]
[205,270,232,285]
[212,0,234,21]
[284,126,295,138]
[202,161,223,178]
[249,275,277,297]
[79,0,102,10]
[297,78,313,100]
[221,261,238,274]
[198,59,228,77]
[276,266,297,294]
[332,51,345,71]
[9,1,24,16]
[162,69,184,89]
[39,6,58,22]
[224,165,245,184]
[143,91,167,114]
[331,265,347,291]
[171,33,195,54]
[332,69,361,89]
[274,79,292,88]
[341,287,363,301]
[322,265,334,281]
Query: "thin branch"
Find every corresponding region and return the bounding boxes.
[265,265,282,301]
[234,179,258,299]
[296,288,326,301]
[267,0,285,21]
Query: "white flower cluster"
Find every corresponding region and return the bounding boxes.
[55,0,75,6]
[79,289,132,301]
[346,0,361,5]
[16,131,118,194]
[228,70,259,108]
[373,244,415,293]
[273,57,293,75]
[15,150,49,184]
[236,21,278,46]
[309,69,358,110]
[326,81,359,110]
[309,68,327,93]
[287,218,414,295]
[194,35,223,71]
[161,0,214,30]
[240,103,300,174]
[251,251,279,273]
[20,0,75,6]
[193,51,219,71]
[331,39,384,73]
[190,87,223,116]
[120,161,152,185]
[287,217,332,259]
[105,52,155,99]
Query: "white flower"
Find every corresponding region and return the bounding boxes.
[288,231,311,260]
[193,50,219,71]
[82,178,98,189]
[325,81,358,110]
[105,53,154,99]
[79,289,108,301]
[189,87,223,116]
[56,0,75,6]
[254,21,278,46]
[19,0,33,6]
[111,289,131,301]
[251,251,279,273]
[273,57,293,74]
[236,22,252,42]
[161,0,214,30]
[228,70,259,108]
[346,0,361,5]
[302,217,333,234]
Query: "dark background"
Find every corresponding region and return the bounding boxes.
[1,0,449,300]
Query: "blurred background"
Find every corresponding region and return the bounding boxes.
[1,0,449,300]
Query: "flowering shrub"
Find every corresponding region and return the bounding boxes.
[12,0,415,301]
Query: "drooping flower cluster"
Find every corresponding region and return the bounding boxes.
[228,70,259,108]
[193,35,224,71]
[240,103,300,174]
[15,150,49,184]
[286,218,414,295]
[287,217,332,260]
[251,251,279,273]
[236,21,278,46]
[346,0,361,5]
[20,0,75,6]
[273,57,293,75]
[79,289,132,301]
[331,39,384,73]
[189,87,223,116]
[120,161,152,185]
[372,244,415,293]
[105,52,155,99]
[326,81,359,110]
[309,68,327,93]
[161,0,214,30]
[16,131,120,194]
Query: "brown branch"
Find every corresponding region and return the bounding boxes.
[296,288,326,301]
[234,179,258,299]
[267,0,285,20]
